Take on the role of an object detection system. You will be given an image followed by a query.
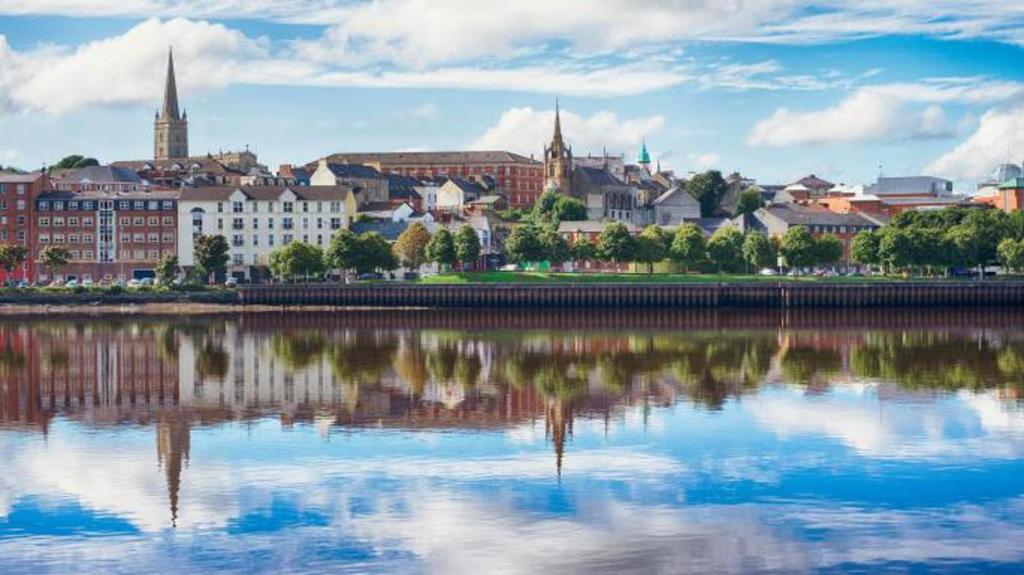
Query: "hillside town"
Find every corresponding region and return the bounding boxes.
[2,50,1024,286]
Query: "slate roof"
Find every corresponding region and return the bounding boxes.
[791,174,835,190]
[765,204,878,227]
[324,163,383,179]
[0,173,43,183]
[59,165,143,184]
[37,189,181,201]
[178,185,353,202]
[351,220,409,242]
[323,151,539,166]
[387,173,423,199]
[574,166,623,186]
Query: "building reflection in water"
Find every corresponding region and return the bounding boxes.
[2,309,1024,528]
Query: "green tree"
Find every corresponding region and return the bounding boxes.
[393,222,431,269]
[454,225,482,269]
[686,170,728,217]
[505,225,545,266]
[742,232,776,272]
[354,232,397,274]
[596,222,636,264]
[814,234,844,268]
[734,187,764,217]
[947,223,985,278]
[780,226,817,269]
[269,242,326,282]
[878,227,915,274]
[52,155,99,170]
[706,226,745,273]
[426,228,457,269]
[670,223,706,273]
[634,225,670,274]
[998,238,1024,273]
[851,230,880,268]
[570,240,596,263]
[540,229,571,268]
[0,245,29,281]
[39,245,72,281]
[551,196,588,222]
[326,229,359,279]
[155,254,179,286]
[193,234,230,283]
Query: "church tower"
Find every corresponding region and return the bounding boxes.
[543,100,573,195]
[154,48,189,161]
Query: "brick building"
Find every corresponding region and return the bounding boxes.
[313,151,543,209]
[34,190,179,282]
[0,172,49,282]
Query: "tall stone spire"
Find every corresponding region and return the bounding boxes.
[553,98,563,145]
[543,98,573,195]
[160,48,181,121]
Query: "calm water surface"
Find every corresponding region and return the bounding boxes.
[1,309,1024,574]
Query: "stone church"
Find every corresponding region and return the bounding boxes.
[154,48,188,161]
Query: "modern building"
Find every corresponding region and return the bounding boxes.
[0,172,48,282]
[974,178,1024,212]
[312,151,543,209]
[34,190,179,282]
[177,185,356,281]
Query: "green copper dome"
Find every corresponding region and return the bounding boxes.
[638,140,651,165]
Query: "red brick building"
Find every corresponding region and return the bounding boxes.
[315,151,544,209]
[34,190,179,282]
[0,172,49,283]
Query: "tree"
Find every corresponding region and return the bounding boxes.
[998,238,1024,273]
[734,187,764,217]
[426,228,457,269]
[570,240,596,263]
[595,222,636,264]
[326,229,360,279]
[540,229,571,268]
[742,232,776,272]
[353,232,397,274]
[686,170,729,217]
[706,226,745,273]
[850,230,880,268]
[878,227,915,274]
[814,234,844,268]
[551,196,588,222]
[454,225,482,269]
[193,235,230,283]
[779,226,817,269]
[634,225,670,274]
[269,242,326,282]
[52,155,99,170]
[670,223,706,273]
[393,222,431,269]
[505,225,545,266]
[0,245,29,281]
[155,255,179,286]
[39,245,72,281]
[947,223,985,278]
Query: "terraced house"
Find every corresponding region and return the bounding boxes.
[177,186,356,282]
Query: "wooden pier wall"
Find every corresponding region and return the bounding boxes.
[238,282,1024,309]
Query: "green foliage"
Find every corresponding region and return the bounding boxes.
[0,245,29,276]
[634,225,670,273]
[779,226,817,269]
[706,226,745,272]
[851,230,880,266]
[734,187,764,217]
[878,227,915,272]
[39,245,72,279]
[814,233,844,267]
[354,232,398,274]
[269,242,326,282]
[570,240,596,262]
[504,225,545,265]
[998,238,1024,272]
[454,225,482,267]
[193,235,230,283]
[670,223,706,272]
[531,191,588,223]
[393,222,431,269]
[742,232,776,271]
[686,170,729,217]
[595,222,636,263]
[52,155,99,170]
[497,208,525,222]
[426,228,457,268]
[326,229,360,274]
[540,228,571,267]
[155,255,179,286]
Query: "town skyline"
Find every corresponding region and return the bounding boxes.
[2,3,1024,191]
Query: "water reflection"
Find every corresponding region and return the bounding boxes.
[1,310,1023,574]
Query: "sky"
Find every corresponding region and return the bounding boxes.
[2,1,1024,191]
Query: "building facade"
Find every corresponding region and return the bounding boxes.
[34,190,179,282]
[0,172,48,282]
[177,186,356,281]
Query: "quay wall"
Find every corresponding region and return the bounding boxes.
[238,282,1024,309]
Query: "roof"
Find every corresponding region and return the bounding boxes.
[386,173,423,199]
[0,173,43,184]
[652,186,695,206]
[37,189,181,201]
[178,185,353,202]
[575,165,623,186]
[689,217,733,236]
[59,165,143,184]
[324,162,382,179]
[351,220,409,241]
[468,194,505,205]
[445,177,487,195]
[112,156,243,175]
[791,174,835,190]
[764,204,879,227]
[323,151,540,167]
[557,220,640,234]
[1000,178,1024,190]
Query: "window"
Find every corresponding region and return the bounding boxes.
[38,234,50,244]
[217,218,224,231]
[134,250,145,260]
[282,218,293,230]
[52,217,65,227]
[69,201,79,210]
[83,234,94,243]
[148,217,158,226]
[252,235,259,247]
[133,201,145,210]
[68,217,80,227]
[133,233,144,243]
[16,184,25,195]
[232,234,244,247]
[232,218,244,230]
[301,202,309,213]
[317,218,323,230]
[147,233,159,243]
[217,203,224,213]
[161,233,173,243]
[68,234,79,244]
[133,217,145,226]
[283,234,293,244]
[233,201,244,213]
[147,201,158,211]
[82,201,95,210]
[83,217,94,227]
[330,218,342,230]
[118,201,129,210]
[162,217,173,226]
[268,217,275,230]
[283,202,294,213]
[53,234,65,244]
[16,200,25,211]
[162,201,174,210]
[70,250,80,260]
[330,201,340,213]
[39,218,50,227]
[252,218,259,230]
[232,254,244,266]
[302,218,309,229]
[38,201,49,211]
[121,234,131,244]
[268,234,275,247]
[120,217,131,226]
[83,250,94,260]
[147,250,160,260]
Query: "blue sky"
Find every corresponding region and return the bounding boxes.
[2,2,1024,190]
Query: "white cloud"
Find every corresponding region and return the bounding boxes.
[692,153,720,169]
[468,106,664,158]
[927,102,1024,180]
[410,103,438,119]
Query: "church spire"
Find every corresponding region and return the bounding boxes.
[553,98,563,144]
[161,47,180,121]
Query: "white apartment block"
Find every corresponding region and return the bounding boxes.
[178,185,356,280]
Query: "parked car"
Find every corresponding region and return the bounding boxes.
[356,272,383,281]
[225,277,239,287]
[81,279,95,288]
[15,280,30,289]
[64,279,79,288]
[127,279,142,289]
[758,268,777,276]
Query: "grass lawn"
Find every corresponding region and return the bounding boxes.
[417,271,901,284]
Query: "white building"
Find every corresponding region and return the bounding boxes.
[178,185,356,281]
